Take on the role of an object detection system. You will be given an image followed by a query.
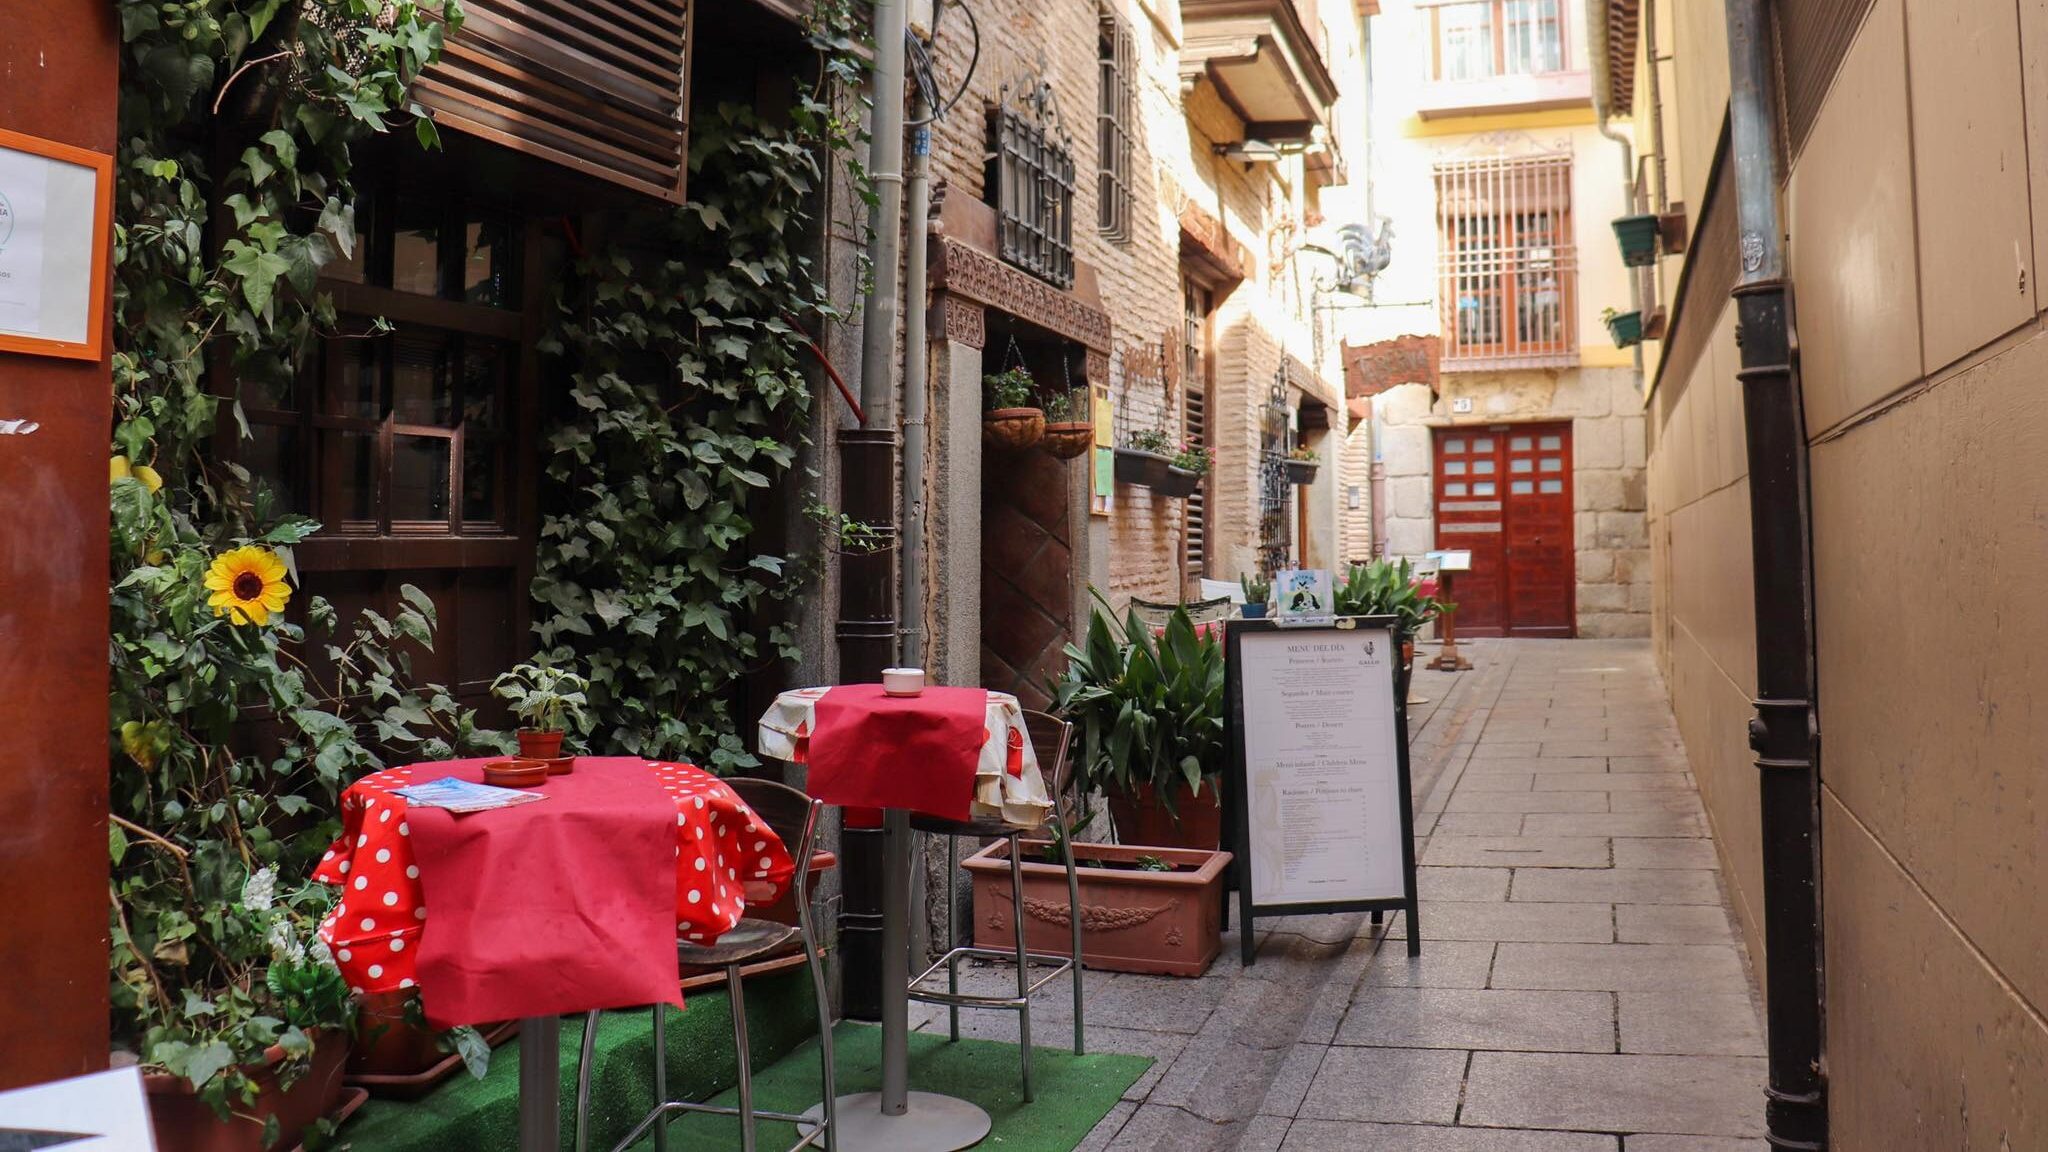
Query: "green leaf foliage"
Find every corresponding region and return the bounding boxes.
[1332,559,1454,636]
[107,0,497,1121]
[530,103,846,771]
[1052,594,1228,836]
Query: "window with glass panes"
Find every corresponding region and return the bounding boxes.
[243,187,519,537]
[1097,4,1135,244]
[1428,0,1569,82]
[1435,153,1577,369]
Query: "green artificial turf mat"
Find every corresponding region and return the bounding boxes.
[646,1022,1152,1152]
[342,969,822,1151]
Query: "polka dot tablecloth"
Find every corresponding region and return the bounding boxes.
[313,757,796,1007]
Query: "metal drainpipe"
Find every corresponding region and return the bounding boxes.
[1585,0,1642,372]
[900,95,933,672]
[1724,0,1828,1147]
[835,0,909,1023]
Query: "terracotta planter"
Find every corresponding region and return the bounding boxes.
[146,1030,351,1152]
[1040,421,1093,460]
[1113,447,1171,487]
[348,990,517,1100]
[1156,465,1201,498]
[983,408,1045,450]
[1284,459,1318,486]
[1106,779,1224,851]
[516,728,564,759]
[964,840,1232,977]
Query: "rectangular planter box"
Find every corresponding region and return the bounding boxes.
[963,840,1232,978]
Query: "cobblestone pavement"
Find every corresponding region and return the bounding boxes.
[911,638,1768,1151]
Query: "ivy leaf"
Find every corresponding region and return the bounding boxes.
[222,242,293,316]
[694,203,728,231]
[241,146,275,188]
[260,129,298,170]
[317,198,356,259]
[415,116,442,151]
[109,823,130,865]
[592,592,632,627]
[182,1041,237,1091]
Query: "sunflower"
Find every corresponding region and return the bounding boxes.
[204,546,292,625]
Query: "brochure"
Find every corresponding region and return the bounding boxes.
[391,776,546,813]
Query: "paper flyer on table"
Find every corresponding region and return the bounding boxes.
[392,776,547,813]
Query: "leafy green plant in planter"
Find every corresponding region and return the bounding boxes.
[1603,306,1644,349]
[1334,559,1454,696]
[1158,441,1208,498]
[1114,428,1176,487]
[1040,388,1093,459]
[982,366,1045,450]
[1284,444,1319,485]
[1053,594,1229,848]
[490,661,590,759]
[1240,571,1272,619]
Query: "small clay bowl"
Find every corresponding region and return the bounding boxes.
[539,756,575,776]
[482,758,549,788]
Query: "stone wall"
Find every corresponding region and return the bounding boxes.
[1373,366,1650,638]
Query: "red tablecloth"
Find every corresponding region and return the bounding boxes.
[314,757,796,1028]
[806,685,991,822]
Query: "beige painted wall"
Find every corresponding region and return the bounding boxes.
[1643,0,2048,1143]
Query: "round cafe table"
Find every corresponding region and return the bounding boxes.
[315,756,796,1152]
[759,684,1050,1152]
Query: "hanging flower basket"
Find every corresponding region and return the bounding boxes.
[1284,459,1318,486]
[1604,309,1644,349]
[983,407,1046,450]
[1612,214,1660,267]
[1157,465,1201,498]
[1041,422,1093,459]
[1114,447,1172,487]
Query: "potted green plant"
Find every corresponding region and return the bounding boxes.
[1603,306,1644,349]
[1240,571,1271,619]
[1039,388,1093,459]
[491,661,590,761]
[1612,213,1660,267]
[1159,441,1209,498]
[982,366,1045,450]
[1114,427,1175,488]
[1284,445,1319,485]
[1334,559,1452,699]
[1054,596,1229,850]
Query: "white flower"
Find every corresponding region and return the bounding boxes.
[309,937,336,970]
[242,867,277,912]
[265,917,305,964]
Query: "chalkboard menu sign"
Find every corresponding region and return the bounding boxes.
[1225,616,1421,964]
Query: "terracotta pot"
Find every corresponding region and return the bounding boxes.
[515,728,564,759]
[349,990,442,1080]
[1106,780,1223,851]
[1113,447,1172,487]
[964,840,1232,977]
[483,758,549,787]
[146,1030,350,1152]
[982,408,1045,450]
[1040,421,1093,459]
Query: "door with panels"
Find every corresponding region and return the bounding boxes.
[1432,422,1574,637]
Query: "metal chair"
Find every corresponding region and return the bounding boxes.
[906,710,1084,1102]
[573,778,836,1152]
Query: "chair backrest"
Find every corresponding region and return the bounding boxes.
[1198,577,1245,605]
[1133,595,1233,626]
[1020,709,1074,803]
[725,776,823,906]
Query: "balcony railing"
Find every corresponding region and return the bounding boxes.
[1417,0,1590,119]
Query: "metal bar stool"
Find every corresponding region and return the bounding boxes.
[906,710,1084,1102]
[573,779,836,1152]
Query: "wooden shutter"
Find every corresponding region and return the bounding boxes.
[415,0,693,204]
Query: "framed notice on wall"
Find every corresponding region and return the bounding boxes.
[1225,616,1421,964]
[0,127,114,361]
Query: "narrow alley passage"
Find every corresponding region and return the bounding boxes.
[918,639,1767,1150]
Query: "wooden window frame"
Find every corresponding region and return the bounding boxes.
[1425,0,1571,83]
[1180,279,1214,594]
[1097,5,1136,244]
[1435,153,1578,370]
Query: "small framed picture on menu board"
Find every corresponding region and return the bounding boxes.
[0,127,114,361]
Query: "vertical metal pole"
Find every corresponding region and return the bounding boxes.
[900,91,934,670]
[1724,1,1828,1148]
[880,809,913,1113]
[518,1014,561,1152]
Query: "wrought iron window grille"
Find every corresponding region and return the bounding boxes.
[989,79,1078,289]
[1098,5,1136,244]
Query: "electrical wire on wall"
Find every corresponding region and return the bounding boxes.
[907,0,980,128]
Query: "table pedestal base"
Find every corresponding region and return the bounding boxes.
[802,1091,992,1151]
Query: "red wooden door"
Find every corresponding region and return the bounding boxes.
[1432,422,1574,637]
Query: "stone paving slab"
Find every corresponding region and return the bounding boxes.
[1035,640,1767,1151]
[1459,1052,1768,1137]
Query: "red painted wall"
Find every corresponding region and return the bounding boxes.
[0,0,119,1090]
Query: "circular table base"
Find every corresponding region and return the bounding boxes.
[800,1090,992,1151]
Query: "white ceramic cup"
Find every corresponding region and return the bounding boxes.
[881,667,927,696]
